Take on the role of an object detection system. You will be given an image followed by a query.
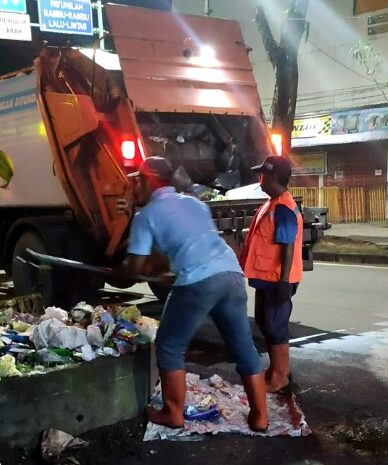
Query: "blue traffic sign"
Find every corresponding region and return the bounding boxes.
[0,0,26,14]
[37,0,93,35]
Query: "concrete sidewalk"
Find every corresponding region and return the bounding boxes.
[314,222,388,265]
[325,222,388,245]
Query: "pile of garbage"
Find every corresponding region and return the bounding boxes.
[144,373,311,441]
[0,301,158,379]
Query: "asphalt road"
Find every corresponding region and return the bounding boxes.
[2,263,388,464]
[131,261,388,336]
[277,262,388,334]
[76,263,388,464]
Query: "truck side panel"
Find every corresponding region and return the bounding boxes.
[0,72,68,207]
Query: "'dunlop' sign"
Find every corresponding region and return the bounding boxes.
[38,0,93,35]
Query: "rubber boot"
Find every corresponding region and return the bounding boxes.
[265,344,290,393]
[241,373,268,432]
[145,369,186,428]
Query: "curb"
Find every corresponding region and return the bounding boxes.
[314,251,388,265]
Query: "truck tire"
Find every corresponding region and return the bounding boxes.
[12,230,101,310]
[148,282,171,304]
[12,230,54,308]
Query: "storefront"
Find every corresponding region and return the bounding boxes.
[290,105,388,221]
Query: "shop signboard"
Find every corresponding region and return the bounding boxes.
[292,115,331,139]
[331,106,388,135]
[291,152,327,176]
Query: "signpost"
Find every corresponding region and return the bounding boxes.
[0,11,31,40]
[37,0,93,35]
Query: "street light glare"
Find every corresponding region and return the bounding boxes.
[200,45,215,60]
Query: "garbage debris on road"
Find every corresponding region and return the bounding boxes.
[144,373,311,441]
[41,428,89,461]
[0,301,159,379]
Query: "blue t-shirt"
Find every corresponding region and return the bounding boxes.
[249,204,298,289]
[128,187,242,286]
[274,204,298,244]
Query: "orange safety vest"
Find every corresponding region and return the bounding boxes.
[240,191,303,283]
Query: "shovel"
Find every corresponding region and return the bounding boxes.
[18,248,165,284]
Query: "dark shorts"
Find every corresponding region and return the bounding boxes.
[250,280,299,345]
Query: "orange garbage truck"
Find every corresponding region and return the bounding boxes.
[0,5,326,308]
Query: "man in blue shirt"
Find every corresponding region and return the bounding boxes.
[116,157,267,432]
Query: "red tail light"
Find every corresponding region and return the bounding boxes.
[121,140,136,159]
[121,136,146,167]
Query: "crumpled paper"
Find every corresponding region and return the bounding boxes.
[144,373,311,441]
[41,428,89,460]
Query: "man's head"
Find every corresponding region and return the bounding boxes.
[128,156,174,206]
[252,155,292,197]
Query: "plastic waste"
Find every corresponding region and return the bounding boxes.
[41,306,69,324]
[0,354,22,378]
[11,321,31,333]
[32,318,88,350]
[86,324,104,347]
[41,428,89,461]
[184,405,219,421]
[135,316,159,342]
[71,301,94,328]
[36,348,73,365]
[119,305,141,322]
[81,344,96,362]
[3,329,29,344]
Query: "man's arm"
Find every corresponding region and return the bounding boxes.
[111,210,153,286]
[279,242,295,282]
[111,254,149,287]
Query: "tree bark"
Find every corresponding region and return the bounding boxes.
[255,0,308,155]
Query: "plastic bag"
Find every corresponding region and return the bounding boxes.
[86,325,104,347]
[135,316,159,342]
[81,344,96,362]
[119,305,141,322]
[41,306,69,324]
[32,318,88,350]
[36,348,72,365]
[0,354,22,378]
[12,321,31,333]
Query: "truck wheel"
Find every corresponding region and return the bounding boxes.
[148,282,171,303]
[12,231,102,310]
[12,230,54,309]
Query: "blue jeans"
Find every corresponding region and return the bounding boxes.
[155,271,265,375]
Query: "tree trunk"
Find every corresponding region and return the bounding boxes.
[255,0,308,155]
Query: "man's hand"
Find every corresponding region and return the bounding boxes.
[273,280,291,306]
[158,272,176,287]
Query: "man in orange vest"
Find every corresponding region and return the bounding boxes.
[240,155,303,393]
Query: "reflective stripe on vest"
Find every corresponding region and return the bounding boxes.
[240,191,303,283]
